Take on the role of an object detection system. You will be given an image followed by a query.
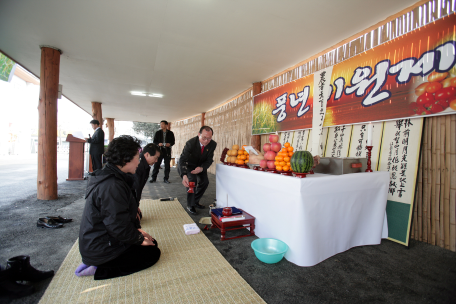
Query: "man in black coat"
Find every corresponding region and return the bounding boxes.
[87,119,105,171]
[151,120,175,184]
[178,126,217,215]
[133,143,160,206]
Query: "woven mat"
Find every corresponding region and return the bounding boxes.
[39,199,265,304]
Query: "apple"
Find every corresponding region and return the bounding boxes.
[263,143,271,152]
[264,151,276,161]
[269,133,279,143]
[267,160,276,169]
[271,142,282,153]
[259,159,268,168]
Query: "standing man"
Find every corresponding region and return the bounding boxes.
[178,126,217,215]
[87,119,105,171]
[151,120,175,184]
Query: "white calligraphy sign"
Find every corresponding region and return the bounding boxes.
[348,122,383,170]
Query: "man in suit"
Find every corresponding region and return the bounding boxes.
[178,126,217,215]
[87,119,105,171]
[151,120,175,184]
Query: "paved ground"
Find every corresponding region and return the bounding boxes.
[0,154,70,207]
[0,165,455,303]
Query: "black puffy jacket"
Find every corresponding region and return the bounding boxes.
[79,163,144,266]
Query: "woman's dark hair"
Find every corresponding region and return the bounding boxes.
[142,143,159,157]
[199,126,213,135]
[104,135,142,167]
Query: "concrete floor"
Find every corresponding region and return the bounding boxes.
[0,167,455,303]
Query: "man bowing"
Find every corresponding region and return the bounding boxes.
[178,126,217,215]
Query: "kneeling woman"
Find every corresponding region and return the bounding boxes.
[78,135,160,280]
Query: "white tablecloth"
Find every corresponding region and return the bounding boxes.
[215,164,390,267]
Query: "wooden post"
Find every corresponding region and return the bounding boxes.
[37,46,61,200]
[201,113,205,127]
[251,82,262,151]
[91,102,103,129]
[106,118,115,142]
[168,122,172,130]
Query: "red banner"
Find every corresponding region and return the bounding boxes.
[252,13,456,134]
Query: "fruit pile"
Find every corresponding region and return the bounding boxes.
[409,71,456,115]
[258,133,294,171]
[225,145,249,165]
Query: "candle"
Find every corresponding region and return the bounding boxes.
[367,123,373,146]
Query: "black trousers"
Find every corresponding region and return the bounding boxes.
[91,153,103,171]
[94,240,160,280]
[186,170,209,207]
[152,154,171,180]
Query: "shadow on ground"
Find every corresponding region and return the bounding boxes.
[1,167,455,303]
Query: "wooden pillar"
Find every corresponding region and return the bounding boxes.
[106,118,114,142]
[201,112,206,127]
[251,82,262,151]
[37,46,61,200]
[91,102,103,129]
[168,122,172,130]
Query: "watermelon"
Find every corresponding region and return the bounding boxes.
[290,151,313,173]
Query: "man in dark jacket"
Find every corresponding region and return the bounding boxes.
[178,126,217,215]
[151,120,175,184]
[133,143,160,205]
[79,135,160,280]
[86,119,105,171]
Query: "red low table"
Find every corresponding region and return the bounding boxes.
[210,209,255,241]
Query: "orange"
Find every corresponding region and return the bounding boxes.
[279,161,286,166]
[242,145,247,150]
[246,154,249,159]
[283,165,289,171]
[281,148,288,153]
[245,159,249,163]
[287,146,294,152]
[237,160,244,165]
[284,156,290,162]
[238,150,244,155]
[274,161,279,166]
[450,98,456,110]
[284,142,290,148]
[287,162,291,166]
[288,152,294,157]
[276,165,283,171]
[240,155,247,160]
[276,156,284,162]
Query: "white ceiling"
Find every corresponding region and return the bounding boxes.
[0,0,418,123]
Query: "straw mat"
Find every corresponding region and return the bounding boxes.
[39,199,265,304]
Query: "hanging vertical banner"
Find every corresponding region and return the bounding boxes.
[311,67,334,155]
[348,122,383,169]
[324,125,353,157]
[252,13,456,135]
[378,117,423,246]
[292,129,310,151]
[279,131,294,146]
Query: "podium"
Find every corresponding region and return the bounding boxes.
[65,134,87,181]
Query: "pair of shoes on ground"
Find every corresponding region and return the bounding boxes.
[149,178,171,184]
[37,216,72,229]
[0,255,54,297]
[187,203,205,215]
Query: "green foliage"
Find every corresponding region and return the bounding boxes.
[252,102,278,134]
[132,122,160,140]
[0,53,15,82]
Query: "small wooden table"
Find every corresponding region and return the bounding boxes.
[210,209,255,241]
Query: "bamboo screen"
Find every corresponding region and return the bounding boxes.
[171,114,202,159]
[204,89,253,175]
[262,0,456,92]
[411,114,456,252]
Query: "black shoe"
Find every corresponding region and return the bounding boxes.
[6,256,54,282]
[149,178,156,183]
[0,265,34,297]
[46,215,72,223]
[187,206,197,215]
[163,179,170,184]
[195,203,205,209]
[37,218,63,229]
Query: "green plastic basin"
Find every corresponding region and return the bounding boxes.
[251,238,289,264]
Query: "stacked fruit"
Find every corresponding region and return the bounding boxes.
[259,133,280,170]
[409,71,456,115]
[225,145,249,165]
[274,143,294,171]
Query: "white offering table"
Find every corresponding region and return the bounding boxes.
[215,164,389,267]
